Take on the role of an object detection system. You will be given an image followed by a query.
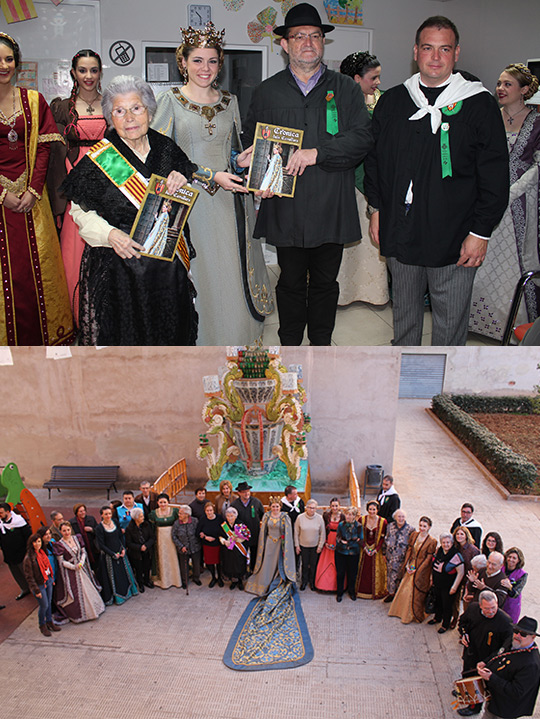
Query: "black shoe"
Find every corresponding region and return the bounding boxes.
[0,605,5,610]
[193,579,202,586]
[217,578,224,587]
[457,708,481,716]
[145,581,154,589]
[300,582,307,591]
[237,580,244,591]
[230,581,237,590]
[209,578,217,588]
[310,584,316,591]
[438,627,447,634]
[428,618,439,625]
[383,594,394,603]
[336,595,343,603]
[349,594,357,601]
[15,591,30,601]
[138,584,145,593]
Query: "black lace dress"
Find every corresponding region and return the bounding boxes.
[61,128,198,345]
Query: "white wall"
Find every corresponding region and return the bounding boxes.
[3,0,538,97]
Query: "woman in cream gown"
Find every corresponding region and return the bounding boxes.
[151,24,273,345]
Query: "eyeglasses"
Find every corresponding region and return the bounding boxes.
[288,32,323,42]
[111,103,147,118]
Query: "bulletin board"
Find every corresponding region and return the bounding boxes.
[0,0,101,102]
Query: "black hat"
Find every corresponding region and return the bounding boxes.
[236,481,253,491]
[513,616,539,636]
[274,2,334,37]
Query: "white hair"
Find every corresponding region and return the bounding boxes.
[131,507,144,520]
[102,75,157,126]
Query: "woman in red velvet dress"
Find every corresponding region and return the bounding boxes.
[356,500,388,599]
[0,33,73,345]
[315,497,345,592]
[49,49,107,320]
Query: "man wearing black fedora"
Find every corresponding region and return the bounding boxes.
[232,482,264,569]
[477,616,540,719]
[240,2,372,346]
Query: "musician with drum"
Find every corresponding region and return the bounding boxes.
[456,590,513,716]
[477,616,540,719]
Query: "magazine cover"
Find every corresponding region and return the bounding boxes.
[247,123,304,198]
[130,175,199,261]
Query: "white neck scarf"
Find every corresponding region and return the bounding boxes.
[404,72,489,133]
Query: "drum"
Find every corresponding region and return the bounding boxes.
[453,676,491,708]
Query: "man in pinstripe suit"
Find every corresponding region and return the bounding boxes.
[365,16,509,345]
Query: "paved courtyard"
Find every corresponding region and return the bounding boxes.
[2,399,539,718]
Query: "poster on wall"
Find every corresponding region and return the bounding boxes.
[17,60,38,90]
[324,0,363,26]
[0,0,37,24]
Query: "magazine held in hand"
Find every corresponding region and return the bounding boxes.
[247,123,304,198]
[131,175,199,261]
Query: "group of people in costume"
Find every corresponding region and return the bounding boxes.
[2,3,537,346]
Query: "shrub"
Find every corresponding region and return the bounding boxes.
[449,395,536,414]
[431,394,537,492]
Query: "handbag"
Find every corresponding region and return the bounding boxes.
[425,586,436,614]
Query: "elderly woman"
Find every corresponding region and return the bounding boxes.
[389,516,437,624]
[219,506,250,590]
[172,505,201,589]
[383,508,414,603]
[60,75,239,345]
[294,499,325,591]
[69,503,98,568]
[198,502,224,588]
[428,533,464,633]
[214,480,237,516]
[125,507,155,592]
[149,493,180,589]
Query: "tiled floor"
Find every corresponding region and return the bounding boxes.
[262,264,502,346]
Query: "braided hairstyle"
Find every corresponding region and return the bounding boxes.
[65,48,102,140]
[503,63,539,100]
[340,51,380,79]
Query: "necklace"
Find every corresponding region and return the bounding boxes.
[503,106,528,125]
[79,92,100,115]
[0,88,18,150]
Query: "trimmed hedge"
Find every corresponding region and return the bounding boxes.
[431,394,538,492]
[449,394,539,415]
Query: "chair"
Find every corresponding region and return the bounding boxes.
[502,270,540,345]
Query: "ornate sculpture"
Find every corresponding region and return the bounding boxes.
[197,347,311,482]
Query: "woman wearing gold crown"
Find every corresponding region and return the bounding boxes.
[0,33,73,345]
[151,23,274,345]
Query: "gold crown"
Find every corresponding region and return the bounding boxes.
[180,22,225,50]
[0,31,16,46]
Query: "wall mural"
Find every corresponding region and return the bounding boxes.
[324,0,363,26]
[247,6,277,46]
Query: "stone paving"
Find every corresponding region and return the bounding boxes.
[2,399,540,719]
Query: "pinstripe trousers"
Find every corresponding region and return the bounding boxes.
[386,257,478,346]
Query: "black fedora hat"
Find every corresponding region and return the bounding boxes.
[274,2,334,37]
[236,481,253,491]
[513,616,539,636]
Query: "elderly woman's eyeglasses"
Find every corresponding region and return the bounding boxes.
[111,104,147,118]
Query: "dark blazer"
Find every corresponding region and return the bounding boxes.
[376,491,400,523]
[458,602,513,673]
[486,643,540,719]
[135,492,159,520]
[125,519,155,560]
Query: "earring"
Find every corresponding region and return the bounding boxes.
[98,80,102,94]
[212,78,219,89]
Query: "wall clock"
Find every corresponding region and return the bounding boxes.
[188,4,212,28]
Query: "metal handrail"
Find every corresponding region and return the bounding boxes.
[502,270,540,345]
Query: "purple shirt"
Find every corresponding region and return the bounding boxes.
[289,63,326,96]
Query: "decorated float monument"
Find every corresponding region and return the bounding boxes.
[197,347,311,503]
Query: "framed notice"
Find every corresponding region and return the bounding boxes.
[246,122,304,198]
[130,175,199,262]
